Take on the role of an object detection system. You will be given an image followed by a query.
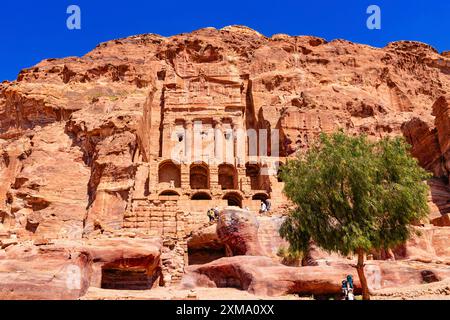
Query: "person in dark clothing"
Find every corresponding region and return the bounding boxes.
[341,280,348,297]
[346,275,354,289]
[342,275,354,300]
[264,199,271,211]
[207,208,215,222]
[213,207,219,220]
[260,201,267,213]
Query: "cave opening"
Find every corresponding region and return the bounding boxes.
[252,193,269,202]
[191,192,212,200]
[190,162,210,189]
[100,257,161,290]
[223,192,243,208]
[245,162,262,190]
[158,160,181,188]
[187,237,226,265]
[218,163,238,190]
[187,247,226,265]
[159,190,180,197]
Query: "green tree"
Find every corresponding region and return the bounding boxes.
[279,131,431,300]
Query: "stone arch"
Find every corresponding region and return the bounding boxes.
[245,162,261,190]
[223,192,243,208]
[191,192,212,200]
[159,190,180,196]
[252,193,269,202]
[158,160,181,188]
[190,162,210,189]
[218,163,238,190]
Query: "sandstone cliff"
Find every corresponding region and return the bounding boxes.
[1,26,449,239]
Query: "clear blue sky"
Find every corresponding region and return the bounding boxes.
[1,0,449,81]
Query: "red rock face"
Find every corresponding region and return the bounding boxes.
[401,118,443,176]
[432,97,450,177]
[216,208,264,256]
[182,255,450,297]
[1,26,449,239]
[0,26,450,299]
[0,238,161,299]
[402,96,450,225]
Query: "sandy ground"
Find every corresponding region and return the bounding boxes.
[371,278,450,300]
[80,287,305,300]
[80,280,450,300]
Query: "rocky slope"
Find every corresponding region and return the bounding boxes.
[0,25,449,299]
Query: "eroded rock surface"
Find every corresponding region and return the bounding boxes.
[217,207,263,256]
[182,255,450,297]
[0,237,161,299]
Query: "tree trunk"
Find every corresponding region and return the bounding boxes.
[301,241,317,266]
[356,249,370,300]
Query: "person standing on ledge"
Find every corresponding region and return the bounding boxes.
[207,208,215,222]
[260,201,267,213]
[265,199,271,212]
[213,207,219,220]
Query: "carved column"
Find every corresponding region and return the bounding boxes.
[161,121,172,159]
[148,159,159,195]
[224,124,234,165]
[184,120,193,164]
[209,164,219,192]
[234,122,245,167]
[181,163,190,191]
[214,119,223,165]
[194,120,204,164]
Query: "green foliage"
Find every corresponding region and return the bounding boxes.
[277,246,303,265]
[280,131,431,257]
